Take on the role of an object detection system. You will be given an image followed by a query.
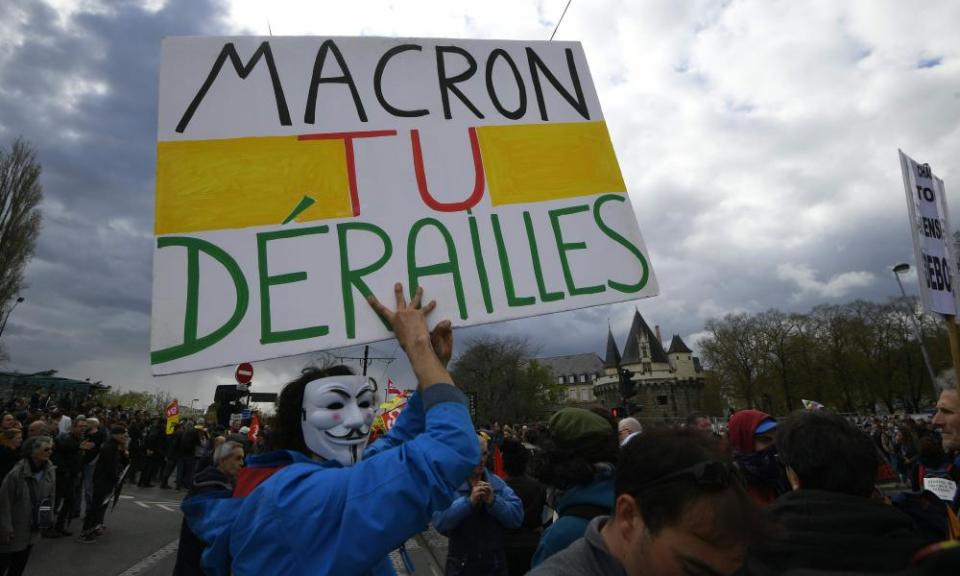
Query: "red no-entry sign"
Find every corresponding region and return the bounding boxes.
[235,362,254,385]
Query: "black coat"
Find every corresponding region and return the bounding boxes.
[81,428,106,466]
[52,433,84,477]
[144,424,166,456]
[92,438,129,500]
[0,446,20,484]
[745,489,927,575]
[173,465,233,576]
[504,474,546,549]
[176,428,199,459]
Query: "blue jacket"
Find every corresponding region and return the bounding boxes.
[183,385,478,576]
[433,471,523,576]
[530,475,615,567]
[432,470,524,533]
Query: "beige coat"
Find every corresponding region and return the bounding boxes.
[0,458,56,552]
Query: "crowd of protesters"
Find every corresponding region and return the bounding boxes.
[5,286,960,575]
[169,285,960,576]
[0,388,268,576]
[449,395,959,575]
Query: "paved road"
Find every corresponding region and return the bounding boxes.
[27,483,448,576]
[27,484,184,576]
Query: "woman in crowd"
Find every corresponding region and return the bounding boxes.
[0,435,56,576]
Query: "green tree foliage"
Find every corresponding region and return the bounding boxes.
[700,298,947,415]
[450,335,564,425]
[0,139,43,359]
[96,390,167,412]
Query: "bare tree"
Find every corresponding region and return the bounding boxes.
[0,139,42,359]
[701,314,768,408]
[451,335,563,424]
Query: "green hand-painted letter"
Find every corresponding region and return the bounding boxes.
[151,237,249,365]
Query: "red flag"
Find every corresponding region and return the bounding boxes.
[387,379,410,398]
[492,444,506,479]
[247,413,260,442]
[387,379,402,396]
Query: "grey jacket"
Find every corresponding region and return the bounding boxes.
[0,458,56,552]
[527,516,626,576]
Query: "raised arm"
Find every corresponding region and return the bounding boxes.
[367,283,452,392]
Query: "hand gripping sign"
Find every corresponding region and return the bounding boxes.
[152,37,659,374]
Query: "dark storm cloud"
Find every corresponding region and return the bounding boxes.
[0,0,234,373]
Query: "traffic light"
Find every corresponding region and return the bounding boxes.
[611,407,622,419]
[215,384,244,427]
[619,368,637,399]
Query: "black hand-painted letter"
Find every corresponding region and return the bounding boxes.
[436,46,485,120]
[305,40,368,124]
[375,44,429,118]
[526,47,590,121]
[175,42,291,133]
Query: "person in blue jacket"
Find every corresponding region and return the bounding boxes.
[432,433,524,575]
[182,284,479,576]
[530,408,618,567]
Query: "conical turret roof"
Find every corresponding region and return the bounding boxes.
[620,310,669,364]
[667,334,693,354]
[603,327,621,368]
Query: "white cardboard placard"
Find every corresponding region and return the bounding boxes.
[152,37,658,375]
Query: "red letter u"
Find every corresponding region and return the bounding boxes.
[410,127,485,212]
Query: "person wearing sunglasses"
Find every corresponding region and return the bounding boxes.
[530,428,763,576]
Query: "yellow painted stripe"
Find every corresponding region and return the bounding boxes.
[155,136,351,235]
[477,121,626,206]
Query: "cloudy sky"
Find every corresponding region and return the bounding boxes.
[1,0,957,406]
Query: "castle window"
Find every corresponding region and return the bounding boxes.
[656,395,668,406]
[558,375,565,384]
[643,362,651,373]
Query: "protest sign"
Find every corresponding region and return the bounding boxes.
[922,476,958,502]
[153,36,658,374]
[368,395,409,445]
[165,399,180,435]
[900,151,957,315]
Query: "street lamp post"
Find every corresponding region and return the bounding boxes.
[0,297,24,339]
[892,264,939,400]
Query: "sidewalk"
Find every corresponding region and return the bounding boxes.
[389,527,448,575]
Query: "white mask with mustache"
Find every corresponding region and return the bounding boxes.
[301,375,377,466]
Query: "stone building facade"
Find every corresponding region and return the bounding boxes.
[535,353,604,405]
[593,310,704,419]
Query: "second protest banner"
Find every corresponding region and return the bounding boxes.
[900,150,957,315]
[152,36,659,374]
